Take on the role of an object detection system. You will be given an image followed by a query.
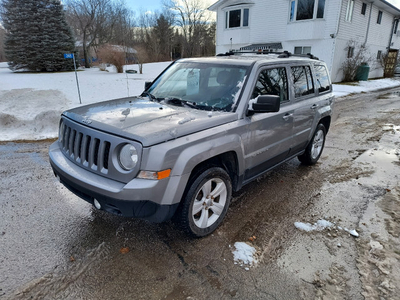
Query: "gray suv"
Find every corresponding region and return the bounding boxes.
[49,52,334,237]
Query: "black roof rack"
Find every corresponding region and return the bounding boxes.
[216,50,319,60]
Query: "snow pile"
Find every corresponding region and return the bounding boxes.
[332,78,400,97]
[232,242,258,268]
[295,219,359,237]
[0,61,170,141]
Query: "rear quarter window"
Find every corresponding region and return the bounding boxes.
[314,65,331,93]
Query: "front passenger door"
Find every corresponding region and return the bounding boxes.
[242,66,294,182]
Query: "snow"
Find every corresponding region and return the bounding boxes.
[1,60,400,142]
[294,219,334,231]
[295,219,359,238]
[0,61,170,141]
[332,78,400,97]
[232,242,258,266]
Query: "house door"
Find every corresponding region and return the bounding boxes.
[384,50,398,77]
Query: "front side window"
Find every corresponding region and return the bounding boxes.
[291,66,315,98]
[377,11,383,24]
[314,65,331,93]
[290,0,325,21]
[345,0,354,22]
[252,68,289,103]
[225,8,250,28]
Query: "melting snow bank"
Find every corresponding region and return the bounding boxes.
[333,78,400,98]
[295,219,359,237]
[232,242,258,270]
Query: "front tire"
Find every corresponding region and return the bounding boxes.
[176,167,232,237]
[298,123,326,165]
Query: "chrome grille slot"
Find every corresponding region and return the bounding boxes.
[103,142,111,170]
[69,129,76,157]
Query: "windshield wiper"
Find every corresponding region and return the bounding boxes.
[141,91,157,102]
[164,97,198,109]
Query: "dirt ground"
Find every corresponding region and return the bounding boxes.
[0,88,399,300]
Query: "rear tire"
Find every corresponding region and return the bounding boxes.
[176,167,232,237]
[298,123,326,165]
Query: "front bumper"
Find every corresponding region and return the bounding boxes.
[49,141,179,222]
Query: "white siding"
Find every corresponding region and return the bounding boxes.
[211,0,400,82]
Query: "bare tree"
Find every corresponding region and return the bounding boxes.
[137,11,174,62]
[341,40,373,82]
[164,0,211,58]
[64,0,133,68]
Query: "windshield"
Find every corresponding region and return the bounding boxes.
[147,62,249,112]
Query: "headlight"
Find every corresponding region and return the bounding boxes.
[118,144,138,170]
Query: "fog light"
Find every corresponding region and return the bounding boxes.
[93,199,101,210]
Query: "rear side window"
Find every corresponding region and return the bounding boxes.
[314,65,331,93]
[291,66,314,98]
[252,67,289,102]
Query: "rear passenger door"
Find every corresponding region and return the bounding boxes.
[242,66,294,181]
[290,64,319,154]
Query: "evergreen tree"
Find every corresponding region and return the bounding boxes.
[1,0,76,71]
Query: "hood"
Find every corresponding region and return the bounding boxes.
[63,97,238,146]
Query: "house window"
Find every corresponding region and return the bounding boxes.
[225,8,250,28]
[377,50,382,60]
[348,47,354,58]
[243,8,249,26]
[289,0,325,21]
[361,3,367,15]
[291,66,315,97]
[377,11,383,24]
[229,10,241,28]
[317,0,325,18]
[297,0,315,20]
[290,1,296,21]
[345,0,354,22]
[294,46,312,54]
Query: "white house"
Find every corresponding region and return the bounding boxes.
[209,0,400,82]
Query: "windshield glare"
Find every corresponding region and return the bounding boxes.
[147,62,249,112]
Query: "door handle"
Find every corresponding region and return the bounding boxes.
[311,104,319,109]
[282,113,293,120]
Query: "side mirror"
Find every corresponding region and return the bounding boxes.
[249,95,281,113]
[144,81,152,91]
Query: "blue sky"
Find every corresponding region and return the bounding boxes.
[125,0,163,15]
[125,0,216,15]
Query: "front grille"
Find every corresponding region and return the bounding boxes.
[60,122,111,174]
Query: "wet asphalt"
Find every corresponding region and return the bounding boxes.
[1,87,400,300]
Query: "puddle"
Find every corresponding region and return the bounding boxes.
[355,124,400,186]
[378,91,400,99]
